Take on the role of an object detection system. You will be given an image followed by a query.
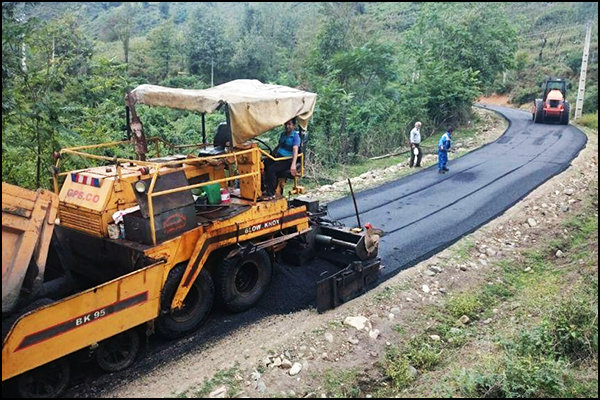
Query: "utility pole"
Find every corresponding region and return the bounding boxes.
[574,22,592,120]
[211,58,214,87]
[21,42,27,72]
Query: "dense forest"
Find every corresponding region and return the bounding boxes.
[2,2,598,189]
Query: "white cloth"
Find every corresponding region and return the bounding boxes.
[410,127,421,144]
[112,205,140,224]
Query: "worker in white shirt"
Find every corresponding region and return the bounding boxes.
[409,121,422,168]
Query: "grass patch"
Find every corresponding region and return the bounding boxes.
[374,282,411,303]
[481,279,514,302]
[404,338,444,370]
[378,184,598,397]
[328,320,344,329]
[453,239,476,261]
[450,202,598,397]
[322,368,362,398]
[456,355,571,398]
[384,347,416,390]
[541,287,598,362]
[577,111,598,130]
[446,293,484,320]
[456,277,598,398]
[191,364,242,398]
[384,337,447,392]
[564,213,599,249]
[392,324,406,335]
[311,326,327,335]
[374,285,397,302]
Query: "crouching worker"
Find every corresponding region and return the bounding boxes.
[263,118,300,199]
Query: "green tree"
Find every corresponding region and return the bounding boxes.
[185,6,232,85]
[304,3,400,164]
[147,20,182,80]
[158,3,170,19]
[2,13,95,188]
[227,2,310,83]
[400,3,515,125]
[101,3,135,67]
[404,3,517,90]
[306,3,361,76]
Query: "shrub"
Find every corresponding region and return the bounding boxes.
[385,349,415,390]
[578,111,598,130]
[544,295,598,362]
[447,293,483,320]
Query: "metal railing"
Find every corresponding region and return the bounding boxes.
[53,139,262,245]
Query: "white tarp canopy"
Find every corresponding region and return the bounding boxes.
[130,79,317,145]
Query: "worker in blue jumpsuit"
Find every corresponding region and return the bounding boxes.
[437,128,453,173]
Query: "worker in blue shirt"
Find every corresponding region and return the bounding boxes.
[437,128,453,173]
[263,118,301,198]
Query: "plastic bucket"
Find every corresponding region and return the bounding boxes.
[204,183,221,205]
[220,188,231,204]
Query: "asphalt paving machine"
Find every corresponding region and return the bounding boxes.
[2,80,381,397]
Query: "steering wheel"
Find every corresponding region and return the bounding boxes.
[253,138,273,155]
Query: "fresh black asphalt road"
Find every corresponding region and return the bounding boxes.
[325,105,587,280]
[168,103,587,358]
[65,105,588,396]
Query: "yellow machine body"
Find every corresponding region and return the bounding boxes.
[3,141,309,383]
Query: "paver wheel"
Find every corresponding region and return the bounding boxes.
[217,249,272,313]
[96,328,141,372]
[534,99,544,123]
[156,265,214,339]
[16,357,70,398]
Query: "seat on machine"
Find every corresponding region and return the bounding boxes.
[275,129,307,195]
[198,122,231,157]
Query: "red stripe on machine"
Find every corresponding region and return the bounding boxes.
[71,173,102,187]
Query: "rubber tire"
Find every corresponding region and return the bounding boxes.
[534,100,544,123]
[155,265,214,339]
[217,249,272,313]
[96,328,141,372]
[561,102,570,125]
[16,357,70,398]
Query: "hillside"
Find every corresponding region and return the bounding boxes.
[18,2,598,111]
[3,2,598,188]
[502,3,598,110]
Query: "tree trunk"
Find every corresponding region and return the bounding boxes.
[123,36,130,67]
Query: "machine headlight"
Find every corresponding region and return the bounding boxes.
[134,181,146,193]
